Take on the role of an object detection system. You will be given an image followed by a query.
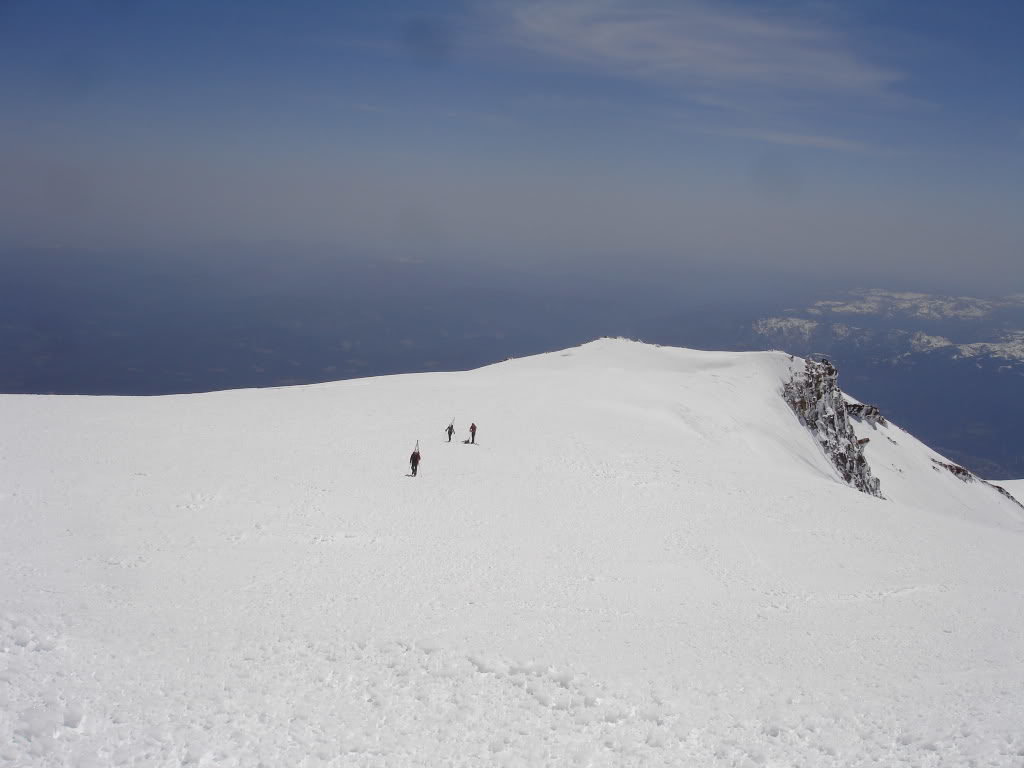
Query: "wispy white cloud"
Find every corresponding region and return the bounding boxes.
[730,129,868,152]
[497,0,902,95]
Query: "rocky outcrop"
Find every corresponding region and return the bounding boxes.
[845,402,886,427]
[931,458,973,481]
[991,484,1024,509]
[931,459,1024,509]
[783,359,883,498]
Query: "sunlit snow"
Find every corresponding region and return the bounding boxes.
[2,339,1022,766]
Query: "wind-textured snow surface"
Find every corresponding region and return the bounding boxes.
[2,339,1023,767]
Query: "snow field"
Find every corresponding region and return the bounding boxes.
[5,618,1023,766]
[2,339,1023,766]
[1001,479,1024,501]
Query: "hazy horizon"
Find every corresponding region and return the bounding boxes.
[2,1,1022,291]
[2,1,1022,477]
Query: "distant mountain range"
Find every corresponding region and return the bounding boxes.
[746,289,1024,479]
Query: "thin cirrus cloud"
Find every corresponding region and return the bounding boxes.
[499,0,902,94]
[727,130,868,153]
[485,0,903,152]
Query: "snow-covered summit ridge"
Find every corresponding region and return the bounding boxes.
[498,338,1018,514]
[2,337,1024,767]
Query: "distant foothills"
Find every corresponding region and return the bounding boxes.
[752,289,1024,363]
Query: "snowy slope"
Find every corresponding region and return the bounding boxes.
[847,404,1024,530]
[2,339,1023,767]
[1002,479,1024,500]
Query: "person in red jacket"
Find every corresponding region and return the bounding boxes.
[469,423,477,444]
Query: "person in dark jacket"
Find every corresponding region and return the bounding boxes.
[410,448,421,476]
[469,423,477,444]
[445,423,455,442]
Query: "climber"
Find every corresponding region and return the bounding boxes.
[469,423,477,444]
[445,423,455,442]
[410,446,421,477]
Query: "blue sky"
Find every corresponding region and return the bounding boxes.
[1,0,1021,288]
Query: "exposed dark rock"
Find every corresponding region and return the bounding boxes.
[990,483,1024,509]
[931,459,1024,509]
[783,359,883,498]
[845,402,887,427]
[931,458,973,481]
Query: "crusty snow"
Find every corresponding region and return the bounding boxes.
[2,339,1023,767]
